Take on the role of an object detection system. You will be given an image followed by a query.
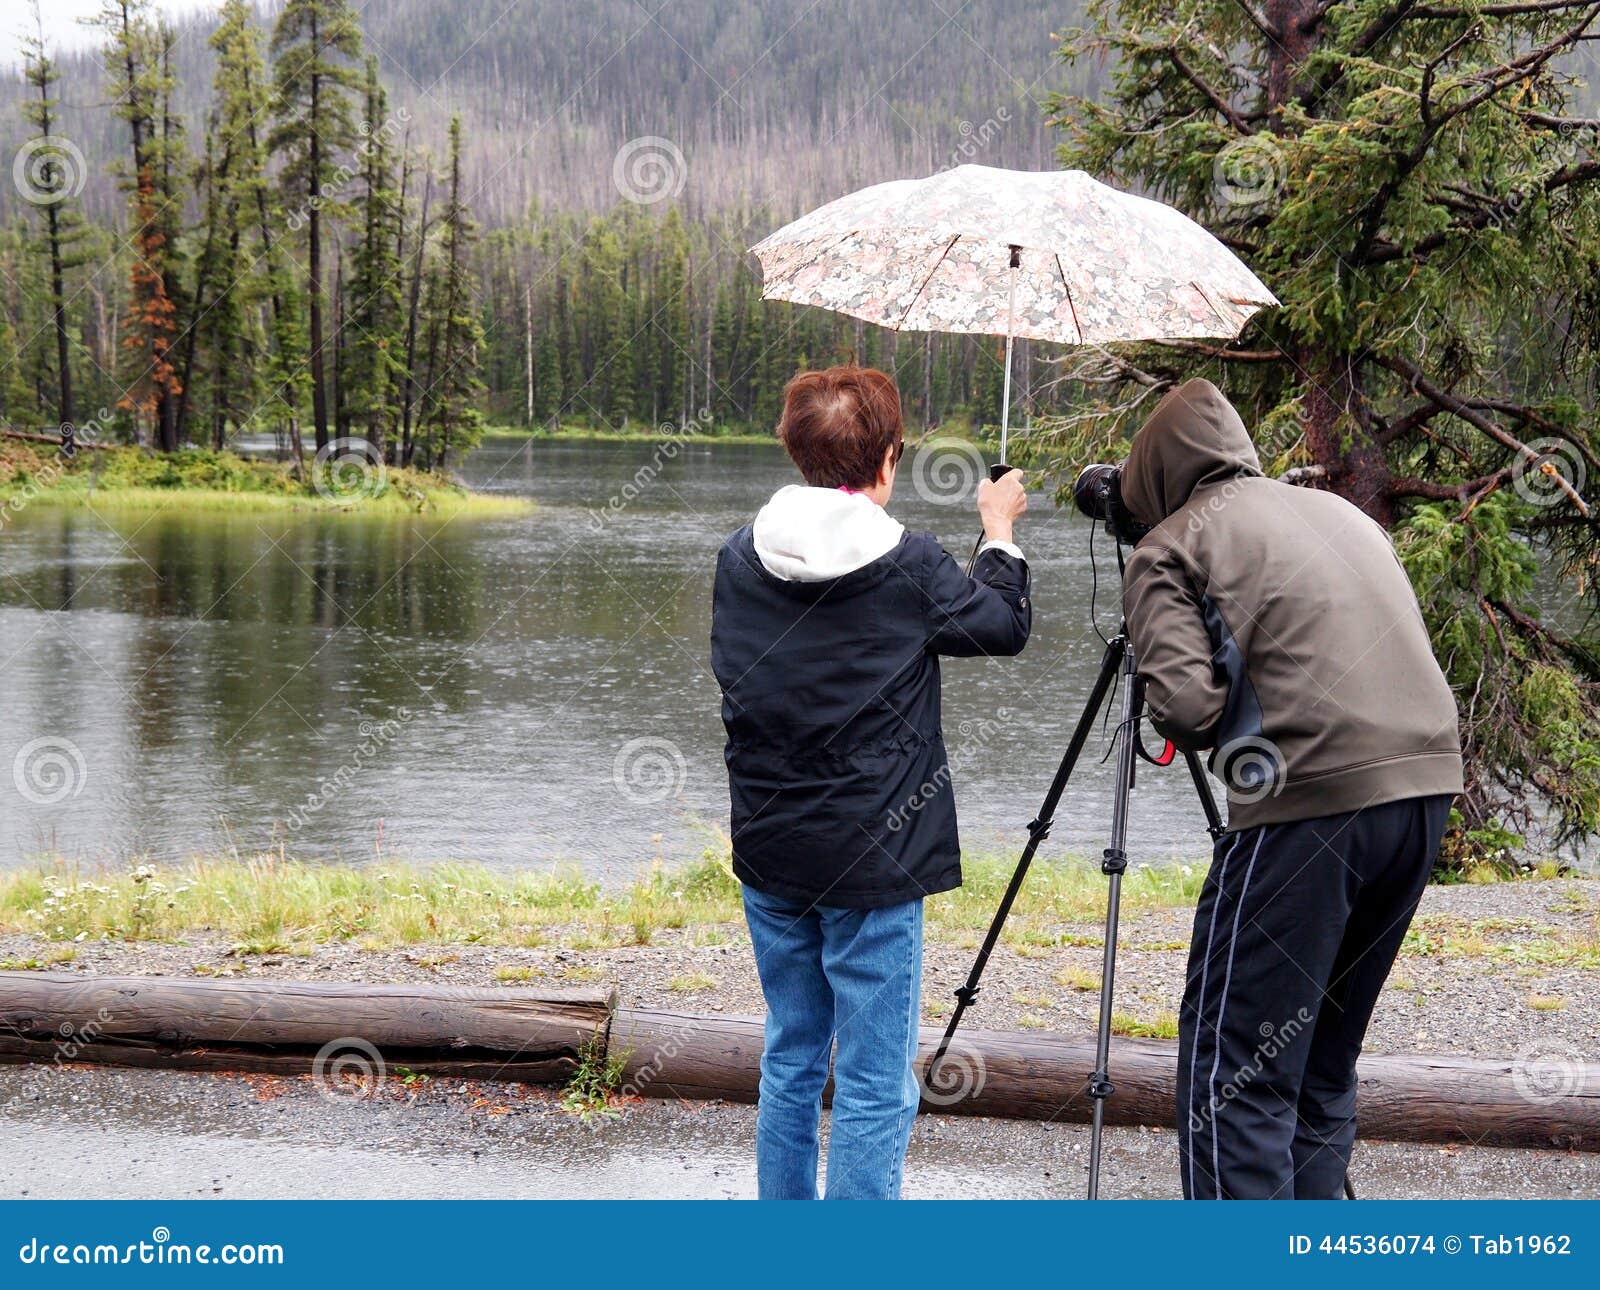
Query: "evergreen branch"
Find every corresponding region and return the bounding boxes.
[1378,355,1593,513]
[1487,596,1600,676]
[1168,46,1252,133]
[1300,1,1423,115]
[1358,158,1600,265]
[1412,0,1600,14]
[1346,8,1598,257]
[1155,341,1286,361]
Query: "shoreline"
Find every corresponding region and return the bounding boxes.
[0,440,532,518]
[1,855,1593,1062]
[483,423,780,445]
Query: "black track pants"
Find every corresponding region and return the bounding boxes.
[1176,794,1452,1200]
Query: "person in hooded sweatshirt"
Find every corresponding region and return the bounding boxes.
[711,364,1030,1200]
[1117,378,1463,1200]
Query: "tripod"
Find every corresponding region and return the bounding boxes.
[923,624,1223,1199]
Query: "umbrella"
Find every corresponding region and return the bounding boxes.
[750,164,1277,463]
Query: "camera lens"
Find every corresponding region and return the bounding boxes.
[1074,463,1152,545]
[1073,463,1119,524]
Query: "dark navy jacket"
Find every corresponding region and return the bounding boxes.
[711,527,1030,909]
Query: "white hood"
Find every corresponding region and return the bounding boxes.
[752,485,906,582]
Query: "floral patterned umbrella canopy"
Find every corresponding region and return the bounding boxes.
[750,165,1277,346]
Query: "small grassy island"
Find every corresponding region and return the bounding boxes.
[0,438,530,519]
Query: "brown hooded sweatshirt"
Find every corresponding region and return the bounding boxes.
[1120,378,1463,830]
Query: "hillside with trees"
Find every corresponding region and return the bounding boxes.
[0,0,1092,443]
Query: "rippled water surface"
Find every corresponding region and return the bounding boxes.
[0,436,1448,875]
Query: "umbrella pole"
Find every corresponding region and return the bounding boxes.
[998,244,1020,465]
[964,245,1022,576]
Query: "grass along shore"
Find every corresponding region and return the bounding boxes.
[0,850,1206,954]
[0,852,1594,1054]
[0,440,530,518]
[0,849,1591,968]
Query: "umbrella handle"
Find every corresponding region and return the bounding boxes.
[963,463,1018,575]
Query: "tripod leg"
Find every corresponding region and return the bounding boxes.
[1183,749,1226,840]
[923,635,1126,1094]
[1087,640,1140,1199]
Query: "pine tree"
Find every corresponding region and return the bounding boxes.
[655,208,691,425]
[416,116,486,467]
[342,56,404,459]
[1044,0,1600,854]
[269,0,363,454]
[19,1,89,437]
[93,0,185,451]
[183,0,275,449]
[119,171,181,437]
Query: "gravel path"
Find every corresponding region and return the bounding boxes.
[2,1065,1594,1200]
[3,877,1594,1061]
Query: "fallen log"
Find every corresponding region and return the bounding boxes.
[611,1007,1600,1152]
[2,975,1594,1151]
[0,973,612,1083]
[1,427,113,450]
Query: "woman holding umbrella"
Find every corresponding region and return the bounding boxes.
[710,364,1031,1200]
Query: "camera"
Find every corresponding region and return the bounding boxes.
[1073,463,1152,545]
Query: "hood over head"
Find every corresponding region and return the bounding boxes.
[752,484,905,582]
[1120,378,1261,525]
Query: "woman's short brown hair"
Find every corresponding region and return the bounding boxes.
[777,365,904,490]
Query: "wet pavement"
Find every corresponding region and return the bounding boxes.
[2,1066,1595,1200]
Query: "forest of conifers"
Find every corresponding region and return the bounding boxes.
[0,0,1090,455]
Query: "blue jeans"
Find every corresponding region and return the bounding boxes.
[741,884,924,1200]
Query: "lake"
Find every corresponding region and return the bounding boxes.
[0,435,1338,877]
